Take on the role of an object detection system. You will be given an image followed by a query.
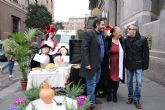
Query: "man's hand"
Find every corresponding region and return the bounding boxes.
[85,65,91,69]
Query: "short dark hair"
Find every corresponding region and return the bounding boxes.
[93,18,104,28]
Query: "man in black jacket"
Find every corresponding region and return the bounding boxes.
[125,24,149,109]
[80,18,105,110]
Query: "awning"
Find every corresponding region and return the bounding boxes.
[89,0,98,10]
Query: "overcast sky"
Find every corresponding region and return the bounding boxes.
[54,0,90,22]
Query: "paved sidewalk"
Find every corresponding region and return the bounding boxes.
[0,81,24,110]
[0,62,21,91]
[98,77,165,110]
[0,76,165,110]
[0,62,165,110]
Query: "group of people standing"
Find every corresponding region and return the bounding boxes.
[80,18,149,110]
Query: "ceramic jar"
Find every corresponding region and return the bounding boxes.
[39,82,55,104]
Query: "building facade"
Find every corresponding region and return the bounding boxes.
[0,0,27,40]
[0,0,54,40]
[64,17,85,30]
[89,0,165,86]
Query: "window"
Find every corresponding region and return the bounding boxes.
[51,0,53,8]
[55,34,75,44]
[11,15,20,32]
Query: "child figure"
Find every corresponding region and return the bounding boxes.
[30,44,54,70]
[54,46,69,66]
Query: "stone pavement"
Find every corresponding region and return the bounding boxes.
[0,62,165,110]
[0,62,21,91]
[98,77,165,110]
[0,81,24,110]
[0,62,24,110]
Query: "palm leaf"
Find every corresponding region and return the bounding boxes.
[24,28,39,42]
[9,32,24,45]
[2,39,18,54]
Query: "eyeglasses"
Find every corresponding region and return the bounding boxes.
[128,28,136,30]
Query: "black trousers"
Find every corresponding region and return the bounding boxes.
[107,79,119,96]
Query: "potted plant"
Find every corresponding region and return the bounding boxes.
[23,86,40,101]
[64,82,90,110]
[64,81,85,99]
[3,28,40,89]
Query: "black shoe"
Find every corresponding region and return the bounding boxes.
[107,94,112,102]
[113,94,118,103]
[126,98,133,104]
[134,101,142,109]
[96,91,107,98]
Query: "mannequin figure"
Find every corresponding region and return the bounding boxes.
[30,44,54,70]
[54,46,69,66]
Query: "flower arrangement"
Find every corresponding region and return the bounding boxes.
[15,97,27,110]
[7,105,20,110]
[77,95,87,106]
[8,96,39,110]
[8,82,90,110]
[77,95,90,110]
[7,97,27,110]
[64,95,90,110]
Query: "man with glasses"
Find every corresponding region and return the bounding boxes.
[125,24,149,109]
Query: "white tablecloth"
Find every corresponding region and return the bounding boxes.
[26,96,77,110]
[26,67,70,90]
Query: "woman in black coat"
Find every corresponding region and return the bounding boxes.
[104,26,125,102]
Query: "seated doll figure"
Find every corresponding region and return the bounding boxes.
[30,44,54,70]
[54,46,69,66]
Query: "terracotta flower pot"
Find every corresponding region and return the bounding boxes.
[20,80,27,90]
[39,82,55,104]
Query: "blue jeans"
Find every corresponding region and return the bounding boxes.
[127,69,143,101]
[2,61,15,75]
[86,65,101,105]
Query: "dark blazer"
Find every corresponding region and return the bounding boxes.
[103,36,125,83]
[79,29,105,79]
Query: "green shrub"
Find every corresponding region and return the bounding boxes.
[64,82,85,99]
[23,87,40,101]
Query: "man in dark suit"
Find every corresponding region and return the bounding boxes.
[80,18,105,110]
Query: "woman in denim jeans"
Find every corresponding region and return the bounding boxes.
[0,55,15,78]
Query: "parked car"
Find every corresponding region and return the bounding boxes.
[0,41,7,62]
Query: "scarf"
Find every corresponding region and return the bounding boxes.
[118,41,124,80]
